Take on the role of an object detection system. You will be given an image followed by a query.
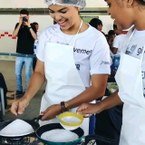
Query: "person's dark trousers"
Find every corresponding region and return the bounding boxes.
[33,56,37,71]
[0,73,7,108]
[95,106,122,145]
[89,114,96,135]
[95,88,122,145]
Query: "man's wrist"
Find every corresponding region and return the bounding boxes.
[60,101,68,113]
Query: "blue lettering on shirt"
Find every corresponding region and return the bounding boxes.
[73,48,92,55]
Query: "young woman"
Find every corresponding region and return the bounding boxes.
[10,0,111,135]
[77,0,145,144]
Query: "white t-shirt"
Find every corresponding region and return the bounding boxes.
[36,24,111,87]
[121,29,145,97]
[113,34,127,55]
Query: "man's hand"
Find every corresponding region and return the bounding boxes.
[10,96,29,116]
[77,103,102,117]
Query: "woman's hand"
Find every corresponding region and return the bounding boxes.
[10,96,29,116]
[41,104,61,120]
[77,103,102,117]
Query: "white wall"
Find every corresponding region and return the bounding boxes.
[0,0,47,8]
[0,15,53,33]
[99,16,113,34]
[86,0,107,7]
[0,0,111,34]
[0,15,53,54]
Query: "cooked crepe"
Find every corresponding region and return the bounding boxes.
[0,119,34,137]
[41,129,78,142]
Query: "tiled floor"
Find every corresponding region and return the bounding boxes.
[0,60,44,121]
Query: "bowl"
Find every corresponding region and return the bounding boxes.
[58,112,84,130]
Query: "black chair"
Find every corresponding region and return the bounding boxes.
[0,88,5,121]
[0,72,8,121]
[0,72,7,109]
[95,89,122,145]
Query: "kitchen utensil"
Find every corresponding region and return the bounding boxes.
[31,114,43,123]
[36,123,84,145]
[58,112,84,130]
[0,119,39,138]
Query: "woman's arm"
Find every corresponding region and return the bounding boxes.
[77,90,122,115]
[10,60,45,115]
[23,60,45,102]
[40,74,109,120]
[65,74,109,109]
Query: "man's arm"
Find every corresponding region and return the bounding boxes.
[12,23,21,37]
[28,24,37,40]
[12,16,24,37]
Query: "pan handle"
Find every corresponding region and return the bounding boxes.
[79,136,85,145]
[84,135,97,145]
[32,115,43,123]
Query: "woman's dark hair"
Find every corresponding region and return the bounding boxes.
[33,22,38,25]
[20,9,29,15]
[108,30,115,36]
[138,0,145,5]
[89,18,103,29]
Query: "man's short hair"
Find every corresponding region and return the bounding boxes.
[33,22,38,25]
[20,9,29,15]
[89,18,103,29]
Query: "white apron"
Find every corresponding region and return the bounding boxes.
[39,23,90,135]
[115,49,145,145]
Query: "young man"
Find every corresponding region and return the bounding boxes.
[12,9,37,97]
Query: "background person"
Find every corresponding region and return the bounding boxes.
[77,0,145,144]
[111,22,128,77]
[89,18,105,35]
[12,9,37,97]
[111,22,128,55]
[11,0,111,135]
[32,22,40,70]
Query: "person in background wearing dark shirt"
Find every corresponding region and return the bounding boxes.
[12,9,37,97]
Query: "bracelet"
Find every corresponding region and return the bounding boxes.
[60,101,68,113]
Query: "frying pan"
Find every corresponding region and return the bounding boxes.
[0,119,39,138]
[36,123,84,145]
